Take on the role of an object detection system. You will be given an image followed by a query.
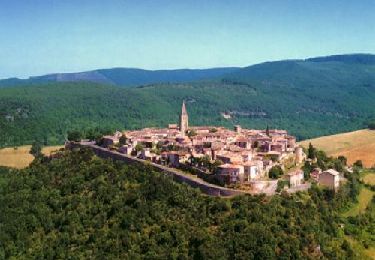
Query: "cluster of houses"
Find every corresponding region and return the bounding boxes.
[99,102,343,191]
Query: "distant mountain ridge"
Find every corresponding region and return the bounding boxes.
[305,53,375,64]
[0,67,240,87]
[223,53,375,88]
[1,53,375,88]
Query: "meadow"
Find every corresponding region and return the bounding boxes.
[299,129,375,168]
[0,145,63,168]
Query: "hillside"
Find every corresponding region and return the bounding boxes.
[0,67,239,87]
[0,148,363,259]
[1,54,375,147]
[299,129,375,167]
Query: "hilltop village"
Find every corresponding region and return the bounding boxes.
[94,102,343,193]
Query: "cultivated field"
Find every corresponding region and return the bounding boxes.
[0,145,64,169]
[299,129,375,168]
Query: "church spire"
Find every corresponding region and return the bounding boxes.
[181,100,187,115]
[179,101,189,135]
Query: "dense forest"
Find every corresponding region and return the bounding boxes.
[1,54,375,147]
[0,147,368,259]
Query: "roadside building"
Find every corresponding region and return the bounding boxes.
[318,169,340,190]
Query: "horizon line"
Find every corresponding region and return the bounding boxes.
[3,52,374,80]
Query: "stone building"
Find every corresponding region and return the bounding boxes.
[216,164,245,184]
[285,170,304,187]
[318,169,340,190]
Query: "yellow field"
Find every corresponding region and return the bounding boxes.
[299,129,375,168]
[0,145,64,169]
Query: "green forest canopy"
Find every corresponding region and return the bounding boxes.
[0,148,370,259]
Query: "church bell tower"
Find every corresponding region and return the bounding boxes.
[179,101,189,135]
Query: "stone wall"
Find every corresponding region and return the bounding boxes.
[67,142,247,197]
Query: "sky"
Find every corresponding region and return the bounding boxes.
[0,0,375,78]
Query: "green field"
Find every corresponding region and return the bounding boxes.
[342,187,374,217]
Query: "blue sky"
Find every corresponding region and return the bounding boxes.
[0,0,374,78]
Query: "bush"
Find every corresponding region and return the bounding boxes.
[67,130,82,142]
[353,160,363,168]
[269,165,284,179]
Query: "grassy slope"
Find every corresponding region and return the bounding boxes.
[342,187,374,217]
[0,145,63,169]
[299,129,375,167]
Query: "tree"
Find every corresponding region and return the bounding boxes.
[86,129,102,141]
[135,143,144,152]
[269,165,284,179]
[209,128,218,133]
[211,159,223,172]
[200,155,211,168]
[119,134,127,146]
[302,161,313,180]
[187,130,197,138]
[67,130,82,142]
[337,156,347,166]
[353,160,363,168]
[266,125,270,136]
[29,141,42,158]
[333,159,345,172]
[307,143,316,160]
[368,122,375,130]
